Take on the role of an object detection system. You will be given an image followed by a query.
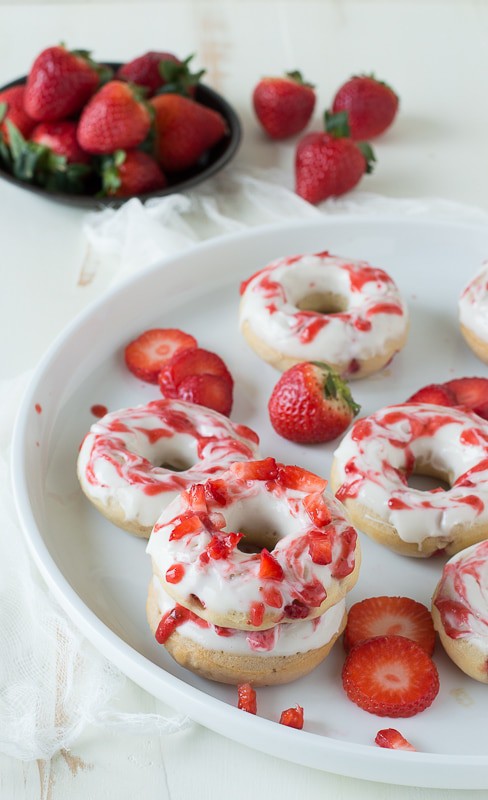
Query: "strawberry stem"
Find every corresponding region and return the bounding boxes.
[312,361,361,416]
[323,110,350,138]
[357,141,376,174]
[285,70,315,89]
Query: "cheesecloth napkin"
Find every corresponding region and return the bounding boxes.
[4,166,488,761]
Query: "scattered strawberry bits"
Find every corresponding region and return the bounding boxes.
[343,596,436,656]
[279,705,304,729]
[237,683,257,714]
[375,728,416,751]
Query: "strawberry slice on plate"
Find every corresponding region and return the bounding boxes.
[177,373,232,416]
[124,328,197,383]
[375,728,416,751]
[159,347,234,414]
[406,383,456,407]
[444,377,488,420]
[342,635,439,717]
[343,596,436,655]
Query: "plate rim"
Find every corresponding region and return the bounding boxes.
[11,215,488,789]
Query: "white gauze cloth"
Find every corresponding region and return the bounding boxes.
[5,166,488,761]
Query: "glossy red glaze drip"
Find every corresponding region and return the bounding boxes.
[351,419,373,441]
[292,312,330,344]
[344,264,393,292]
[166,563,185,583]
[458,495,485,514]
[246,627,277,652]
[354,317,372,331]
[266,302,278,315]
[90,404,108,418]
[460,429,481,446]
[248,601,265,626]
[35,403,42,414]
[366,302,403,316]
[155,604,190,643]
[388,497,411,510]
[135,426,173,444]
[434,598,471,638]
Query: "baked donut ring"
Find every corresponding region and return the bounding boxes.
[432,540,488,683]
[77,399,259,538]
[146,578,347,686]
[239,251,409,378]
[331,403,488,558]
[146,458,360,630]
[459,262,488,364]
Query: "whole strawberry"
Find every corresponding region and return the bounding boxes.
[0,86,36,143]
[253,71,316,139]
[268,361,360,443]
[116,52,203,97]
[150,93,227,172]
[77,81,151,155]
[332,74,399,140]
[295,111,375,204]
[30,121,91,164]
[101,150,167,197]
[24,46,102,122]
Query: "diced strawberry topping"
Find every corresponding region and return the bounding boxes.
[261,585,283,608]
[303,492,332,526]
[177,373,233,417]
[188,483,208,513]
[169,513,202,540]
[204,479,228,506]
[230,458,278,482]
[124,328,197,383]
[331,527,357,579]
[237,683,257,714]
[375,728,416,751]
[445,377,488,420]
[277,464,327,493]
[343,596,436,655]
[342,635,440,717]
[159,346,233,394]
[279,705,304,729]
[155,604,189,644]
[258,549,284,580]
[406,383,456,407]
[165,563,185,583]
[308,531,333,565]
[283,600,309,619]
[206,532,242,560]
[248,601,265,626]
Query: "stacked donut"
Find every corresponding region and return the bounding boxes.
[146,458,360,685]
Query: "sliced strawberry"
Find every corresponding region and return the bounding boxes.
[277,464,327,493]
[230,458,278,482]
[375,728,416,751]
[237,683,257,714]
[406,383,456,407]
[258,549,284,580]
[444,377,488,420]
[342,635,440,717]
[279,705,304,729]
[177,373,233,416]
[124,328,197,383]
[343,596,436,655]
[158,347,233,397]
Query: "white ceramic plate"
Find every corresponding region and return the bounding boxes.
[12,217,488,789]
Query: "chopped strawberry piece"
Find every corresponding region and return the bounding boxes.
[125,328,197,383]
[237,683,257,714]
[258,549,284,580]
[343,596,436,655]
[406,383,456,407]
[204,479,228,506]
[158,347,233,396]
[169,514,202,540]
[165,563,185,583]
[279,705,304,729]
[177,373,233,416]
[342,635,440,717]
[445,377,488,420]
[188,484,208,513]
[155,604,189,643]
[375,728,416,751]
[277,464,327,493]
[303,492,332,526]
[230,458,278,482]
[248,601,265,626]
[261,585,283,608]
[283,600,309,619]
[308,531,333,565]
[331,527,357,579]
[206,532,242,560]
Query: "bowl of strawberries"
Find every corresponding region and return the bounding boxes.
[0,46,241,207]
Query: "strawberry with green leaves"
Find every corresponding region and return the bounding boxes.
[253,71,316,139]
[117,52,204,97]
[332,74,399,140]
[30,121,91,164]
[295,111,375,204]
[0,86,36,143]
[77,80,151,155]
[268,361,360,443]
[101,150,167,197]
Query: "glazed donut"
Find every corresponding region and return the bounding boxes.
[459,262,488,363]
[239,251,409,378]
[77,398,260,538]
[146,578,347,686]
[432,540,488,683]
[330,403,488,558]
[146,458,360,629]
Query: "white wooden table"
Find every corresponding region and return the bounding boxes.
[1,1,488,797]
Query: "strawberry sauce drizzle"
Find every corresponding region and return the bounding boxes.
[434,540,488,639]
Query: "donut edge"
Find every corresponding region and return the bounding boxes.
[460,322,488,365]
[431,582,488,684]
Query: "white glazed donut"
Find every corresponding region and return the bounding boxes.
[459,262,488,363]
[330,403,488,557]
[146,578,347,685]
[239,251,409,378]
[432,540,488,683]
[146,458,360,629]
[77,398,260,538]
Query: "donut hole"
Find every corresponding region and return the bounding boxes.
[236,527,280,554]
[159,457,193,472]
[405,460,451,492]
[296,291,348,315]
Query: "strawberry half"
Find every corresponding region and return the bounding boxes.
[406,383,456,407]
[342,635,439,717]
[124,328,197,383]
[343,596,436,655]
[268,361,360,443]
[253,71,316,139]
[444,377,488,420]
[375,728,416,751]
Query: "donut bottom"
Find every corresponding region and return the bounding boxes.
[460,322,488,365]
[240,318,408,379]
[77,466,151,538]
[146,580,347,686]
[431,589,488,684]
[330,461,488,559]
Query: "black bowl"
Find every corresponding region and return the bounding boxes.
[0,63,242,208]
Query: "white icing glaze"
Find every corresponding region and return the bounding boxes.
[153,576,346,656]
[77,399,259,528]
[333,403,488,547]
[434,540,488,653]
[239,252,408,366]
[146,460,358,626]
[459,261,488,341]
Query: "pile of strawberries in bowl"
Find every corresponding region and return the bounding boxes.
[0,45,240,206]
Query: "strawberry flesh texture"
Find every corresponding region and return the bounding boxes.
[253,75,316,140]
[30,121,91,164]
[342,635,439,717]
[375,728,416,751]
[332,76,399,140]
[343,595,436,655]
[0,86,36,142]
[237,683,257,714]
[106,150,167,197]
[230,458,278,482]
[279,705,304,729]
[177,373,233,416]
[116,51,180,94]
[444,377,488,420]
[295,132,368,204]
[406,383,456,407]
[125,328,197,384]
[258,549,284,580]
[159,347,233,399]
[25,46,100,122]
[77,81,151,155]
